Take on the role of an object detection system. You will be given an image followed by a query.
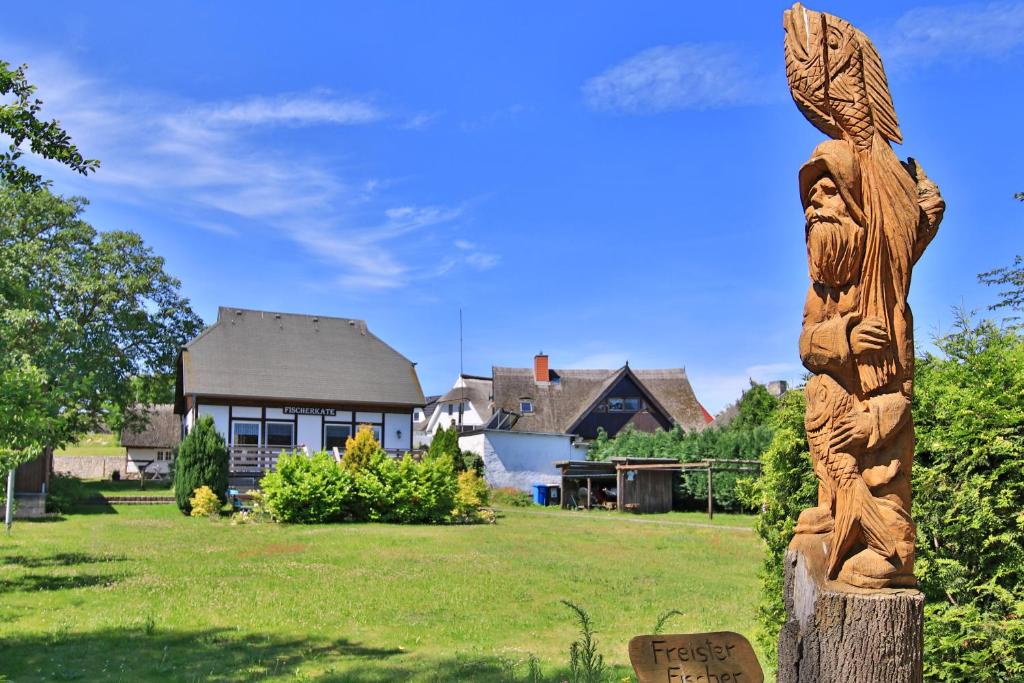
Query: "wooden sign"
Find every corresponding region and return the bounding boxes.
[628,631,762,683]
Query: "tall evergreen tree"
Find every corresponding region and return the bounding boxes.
[173,416,228,515]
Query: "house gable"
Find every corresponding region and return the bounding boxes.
[566,370,674,439]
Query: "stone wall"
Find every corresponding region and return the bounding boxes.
[14,493,46,519]
[53,455,128,480]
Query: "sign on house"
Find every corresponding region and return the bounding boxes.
[628,631,762,683]
[282,406,336,416]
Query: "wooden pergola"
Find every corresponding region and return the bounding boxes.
[554,457,762,517]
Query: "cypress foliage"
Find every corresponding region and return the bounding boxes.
[173,415,229,515]
[427,425,484,475]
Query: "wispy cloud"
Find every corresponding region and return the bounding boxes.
[466,251,499,270]
[8,44,490,290]
[880,1,1024,69]
[400,111,442,130]
[583,43,768,114]
[200,93,384,127]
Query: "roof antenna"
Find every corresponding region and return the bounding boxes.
[459,307,465,429]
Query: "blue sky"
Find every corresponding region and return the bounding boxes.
[4,1,1023,412]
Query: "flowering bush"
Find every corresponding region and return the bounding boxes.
[452,469,493,523]
[188,485,221,518]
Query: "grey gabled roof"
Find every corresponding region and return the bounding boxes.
[490,366,709,435]
[121,404,180,449]
[177,307,424,409]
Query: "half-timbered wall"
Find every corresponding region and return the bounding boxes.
[188,398,414,453]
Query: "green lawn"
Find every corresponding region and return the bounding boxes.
[54,432,125,456]
[0,505,763,682]
[81,478,175,498]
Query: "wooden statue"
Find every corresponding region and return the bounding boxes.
[783,3,944,588]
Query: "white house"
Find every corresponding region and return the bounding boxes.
[458,429,589,490]
[453,354,712,491]
[174,307,425,464]
[421,374,494,438]
[412,394,439,447]
[120,404,180,477]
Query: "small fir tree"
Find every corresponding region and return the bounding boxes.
[428,425,483,474]
[342,425,385,471]
[173,416,228,515]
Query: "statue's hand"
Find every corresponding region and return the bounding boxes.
[830,409,872,453]
[850,317,888,355]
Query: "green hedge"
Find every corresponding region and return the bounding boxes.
[260,449,459,524]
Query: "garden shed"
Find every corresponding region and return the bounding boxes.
[555,457,678,514]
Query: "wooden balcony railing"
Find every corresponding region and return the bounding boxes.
[228,445,303,475]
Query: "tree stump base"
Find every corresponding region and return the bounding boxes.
[777,533,924,683]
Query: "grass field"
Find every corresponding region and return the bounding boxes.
[0,504,763,682]
[81,478,176,498]
[53,432,125,457]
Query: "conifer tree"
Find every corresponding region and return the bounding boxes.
[173,416,229,515]
[342,425,385,471]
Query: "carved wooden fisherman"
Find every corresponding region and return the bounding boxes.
[783,2,945,588]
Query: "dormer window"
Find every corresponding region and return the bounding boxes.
[606,397,642,412]
[520,400,534,414]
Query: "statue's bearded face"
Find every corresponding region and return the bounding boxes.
[805,175,865,287]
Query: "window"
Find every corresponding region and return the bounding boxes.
[520,400,534,414]
[266,421,295,447]
[324,424,352,451]
[623,398,642,412]
[448,403,454,415]
[607,397,625,412]
[232,421,260,446]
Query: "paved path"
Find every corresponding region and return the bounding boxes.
[497,506,755,533]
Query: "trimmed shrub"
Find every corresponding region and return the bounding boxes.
[351,450,402,522]
[46,474,87,513]
[491,486,533,507]
[188,485,221,518]
[453,468,492,523]
[411,453,459,522]
[260,451,357,523]
[259,429,464,525]
[379,452,458,524]
[174,415,229,515]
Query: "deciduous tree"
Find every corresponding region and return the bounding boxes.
[0,60,99,191]
[0,185,203,469]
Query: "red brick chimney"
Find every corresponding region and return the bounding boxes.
[534,352,549,382]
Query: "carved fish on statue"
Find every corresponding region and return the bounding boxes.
[804,374,897,580]
[783,2,901,152]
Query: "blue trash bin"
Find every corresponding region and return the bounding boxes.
[532,484,549,506]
